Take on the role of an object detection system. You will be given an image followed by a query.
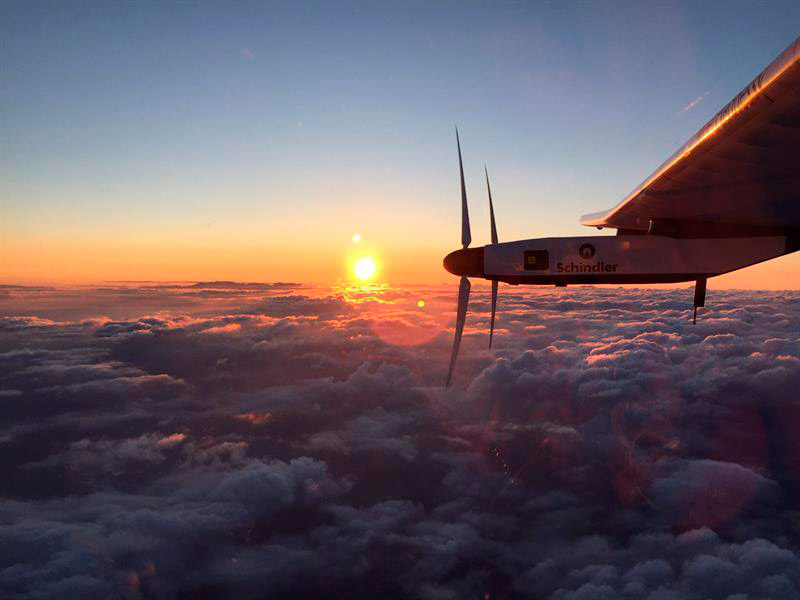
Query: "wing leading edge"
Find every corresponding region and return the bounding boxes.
[581,36,800,235]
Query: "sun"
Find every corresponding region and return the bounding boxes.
[353,256,377,281]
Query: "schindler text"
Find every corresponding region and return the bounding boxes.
[556,261,619,273]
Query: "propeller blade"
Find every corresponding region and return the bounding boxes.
[485,166,498,244]
[456,127,471,248]
[446,276,471,387]
[489,279,498,348]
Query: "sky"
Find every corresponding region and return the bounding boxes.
[4,5,800,596]
[2,1,800,286]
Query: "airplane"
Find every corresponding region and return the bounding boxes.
[443,35,800,386]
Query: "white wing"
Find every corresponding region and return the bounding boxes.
[582,36,800,236]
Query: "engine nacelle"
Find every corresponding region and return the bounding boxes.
[483,235,791,285]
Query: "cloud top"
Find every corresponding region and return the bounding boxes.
[1,282,800,598]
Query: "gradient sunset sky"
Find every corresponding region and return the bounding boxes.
[3,1,800,287]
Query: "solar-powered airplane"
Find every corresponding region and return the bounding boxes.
[444,36,800,386]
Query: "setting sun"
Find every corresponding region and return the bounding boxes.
[353,256,377,281]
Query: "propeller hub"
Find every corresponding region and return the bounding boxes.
[443,247,484,278]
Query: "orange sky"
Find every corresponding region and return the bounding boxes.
[3,233,800,289]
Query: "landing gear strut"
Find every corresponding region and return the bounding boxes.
[693,278,707,325]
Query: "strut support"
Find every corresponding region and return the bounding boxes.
[693,278,707,324]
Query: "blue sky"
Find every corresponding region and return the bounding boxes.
[2,1,799,283]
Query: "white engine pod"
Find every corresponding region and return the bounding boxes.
[483,235,787,282]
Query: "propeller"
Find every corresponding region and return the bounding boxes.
[445,132,503,385]
[486,166,498,348]
[446,276,471,387]
[457,128,471,248]
[446,127,473,387]
[489,280,498,348]
[486,166,498,245]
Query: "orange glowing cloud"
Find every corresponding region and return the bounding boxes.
[235,412,273,425]
[201,323,242,334]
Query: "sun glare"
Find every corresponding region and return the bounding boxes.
[354,256,377,281]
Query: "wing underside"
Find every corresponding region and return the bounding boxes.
[582,36,800,234]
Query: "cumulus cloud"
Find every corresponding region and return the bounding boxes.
[1,282,800,598]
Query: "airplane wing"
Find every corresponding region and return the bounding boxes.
[581,36,800,236]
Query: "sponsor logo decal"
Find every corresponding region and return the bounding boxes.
[557,244,618,272]
[556,261,619,273]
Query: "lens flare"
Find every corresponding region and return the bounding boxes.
[353,256,377,281]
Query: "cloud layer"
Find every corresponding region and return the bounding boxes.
[2,282,800,599]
